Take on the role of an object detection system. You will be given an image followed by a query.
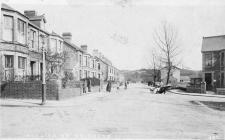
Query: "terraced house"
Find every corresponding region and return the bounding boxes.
[0,3,120,84]
[92,49,119,82]
[0,4,47,81]
[0,3,66,81]
[62,32,84,81]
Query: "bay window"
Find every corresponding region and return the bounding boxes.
[3,15,13,41]
[17,19,26,44]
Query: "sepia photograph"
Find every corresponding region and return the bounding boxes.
[0,0,225,139]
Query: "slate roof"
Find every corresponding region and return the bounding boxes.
[50,31,63,39]
[1,3,15,11]
[1,3,29,19]
[202,35,225,52]
[63,40,83,52]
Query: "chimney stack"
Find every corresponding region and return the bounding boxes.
[81,45,88,53]
[24,10,37,18]
[62,32,72,42]
[93,49,99,57]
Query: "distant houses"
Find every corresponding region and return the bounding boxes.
[0,3,120,83]
[160,66,181,86]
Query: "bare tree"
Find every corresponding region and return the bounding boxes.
[145,49,161,85]
[153,21,180,85]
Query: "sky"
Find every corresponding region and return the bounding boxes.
[1,0,225,70]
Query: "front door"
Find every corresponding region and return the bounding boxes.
[205,73,212,90]
[40,63,43,80]
[30,61,35,78]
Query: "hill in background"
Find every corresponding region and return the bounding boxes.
[121,68,202,83]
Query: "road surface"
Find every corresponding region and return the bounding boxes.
[1,83,225,139]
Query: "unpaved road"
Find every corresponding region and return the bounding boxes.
[1,84,225,139]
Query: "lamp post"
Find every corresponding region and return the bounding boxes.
[41,35,47,105]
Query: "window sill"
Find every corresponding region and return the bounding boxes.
[1,41,28,47]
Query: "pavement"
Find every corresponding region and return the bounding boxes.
[169,89,225,98]
[0,86,118,107]
[1,83,225,139]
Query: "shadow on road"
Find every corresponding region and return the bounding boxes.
[200,101,225,111]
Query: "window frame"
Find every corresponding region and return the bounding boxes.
[221,52,224,67]
[85,56,88,66]
[204,53,212,68]
[30,29,36,48]
[5,55,14,68]
[3,15,14,42]
[221,72,224,87]
[92,60,95,68]
[18,56,26,69]
[98,63,100,70]
[17,18,26,44]
[58,40,62,52]
[79,54,82,66]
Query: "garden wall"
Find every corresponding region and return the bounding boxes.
[216,88,225,95]
[0,80,102,100]
[0,80,59,100]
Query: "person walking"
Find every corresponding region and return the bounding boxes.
[124,81,127,90]
[116,82,120,90]
[106,81,112,92]
[83,79,87,93]
[87,79,91,92]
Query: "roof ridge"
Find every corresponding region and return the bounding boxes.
[203,35,225,38]
[64,40,83,52]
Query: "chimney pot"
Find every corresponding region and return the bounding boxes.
[81,45,88,53]
[62,32,72,42]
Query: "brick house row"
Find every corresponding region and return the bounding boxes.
[0,3,119,83]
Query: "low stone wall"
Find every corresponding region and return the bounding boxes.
[0,81,59,100]
[0,80,103,100]
[58,88,81,100]
[63,80,81,88]
[216,88,225,95]
[186,88,201,93]
[186,86,201,93]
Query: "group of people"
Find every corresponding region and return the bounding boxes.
[82,79,130,94]
[106,81,129,93]
[82,79,91,93]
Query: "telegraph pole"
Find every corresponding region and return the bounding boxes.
[41,35,46,105]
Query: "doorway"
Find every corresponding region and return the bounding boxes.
[40,63,43,80]
[205,73,212,90]
[30,61,35,78]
